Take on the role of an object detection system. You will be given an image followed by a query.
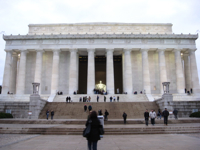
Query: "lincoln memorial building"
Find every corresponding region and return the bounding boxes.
[1,23,200,102]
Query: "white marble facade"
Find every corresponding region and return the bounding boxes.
[1,23,200,97]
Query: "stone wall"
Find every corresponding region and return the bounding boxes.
[0,102,29,118]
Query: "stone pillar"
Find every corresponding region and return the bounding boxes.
[87,49,95,94]
[69,49,78,94]
[183,53,191,91]
[34,50,44,94]
[16,50,28,95]
[123,49,133,94]
[2,50,12,95]
[141,49,151,94]
[10,54,18,94]
[189,49,200,93]
[158,49,168,94]
[106,49,115,94]
[174,49,185,93]
[50,49,60,94]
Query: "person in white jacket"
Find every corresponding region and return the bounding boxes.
[149,110,156,125]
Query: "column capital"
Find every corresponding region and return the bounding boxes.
[19,50,29,54]
[189,49,197,53]
[69,48,78,53]
[36,49,44,53]
[123,48,132,52]
[87,49,96,53]
[172,49,182,52]
[157,49,166,52]
[140,49,149,52]
[4,49,13,52]
[106,49,114,52]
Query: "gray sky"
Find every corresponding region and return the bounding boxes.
[0,0,200,85]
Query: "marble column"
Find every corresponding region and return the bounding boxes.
[106,49,115,94]
[10,54,18,94]
[158,49,168,94]
[51,49,60,94]
[69,49,78,94]
[87,49,95,94]
[34,50,44,94]
[2,50,12,95]
[174,49,185,94]
[141,49,151,94]
[189,49,200,93]
[16,50,28,95]
[183,53,191,91]
[123,49,133,94]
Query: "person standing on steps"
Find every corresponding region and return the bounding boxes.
[173,108,178,119]
[149,110,156,126]
[104,96,106,102]
[122,112,127,124]
[84,104,87,112]
[163,108,169,125]
[97,95,99,102]
[69,96,71,103]
[144,109,149,126]
[88,105,92,112]
[46,110,49,120]
[113,96,116,102]
[110,96,113,102]
[89,96,91,102]
[104,109,109,121]
[51,110,54,120]
[117,96,119,102]
[157,109,162,119]
[66,96,68,103]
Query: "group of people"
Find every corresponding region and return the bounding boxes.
[185,88,193,95]
[80,96,91,102]
[144,108,179,126]
[66,96,71,103]
[108,96,119,102]
[57,91,63,95]
[84,105,110,121]
[46,110,54,120]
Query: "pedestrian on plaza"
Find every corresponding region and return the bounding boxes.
[84,104,87,112]
[157,109,162,119]
[110,96,113,102]
[51,110,54,120]
[122,112,127,124]
[69,96,71,103]
[97,95,99,102]
[173,108,178,119]
[85,111,103,150]
[113,96,116,102]
[46,110,49,120]
[149,110,156,125]
[117,96,119,102]
[88,105,92,111]
[163,108,169,125]
[185,88,187,93]
[79,97,82,102]
[104,109,109,121]
[144,109,149,126]
[104,96,106,102]
[190,88,193,94]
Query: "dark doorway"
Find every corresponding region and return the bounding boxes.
[114,56,123,94]
[78,56,88,94]
[95,56,106,87]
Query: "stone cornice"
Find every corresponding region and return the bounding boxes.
[3,34,198,40]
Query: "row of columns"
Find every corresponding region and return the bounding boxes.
[1,48,200,95]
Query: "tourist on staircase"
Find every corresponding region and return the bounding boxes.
[104,109,109,121]
[88,105,92,112]
[104,96,106,102]
[97,95,99,102]
[117,96,119,102]
[163,108,169,125]
[149,110,156,126]
[157,109,162,119]
[84,104,87,112]
[122,112,127,124]
[144,109,149,126]
[46,110,49,120]
[51,110,54,120]
[173,109,178,119]
[110,96,113,102]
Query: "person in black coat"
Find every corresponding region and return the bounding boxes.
[84,104,87,112]
[51,110,54,120]
[122,112,127,124]
[144,109,149,126]
[66,97,68,103]
[88,105,92,111]
[85,111,102,150]
[104,109,109,121]
[163,108,169,125]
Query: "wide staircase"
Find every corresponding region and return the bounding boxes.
[39,102,159,119]
[53,94,149,102]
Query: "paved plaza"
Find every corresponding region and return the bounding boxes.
[0,133,200,150]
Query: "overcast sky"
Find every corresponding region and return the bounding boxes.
[0,0,200,85]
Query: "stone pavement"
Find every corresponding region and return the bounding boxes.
[0,133,200,150]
